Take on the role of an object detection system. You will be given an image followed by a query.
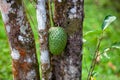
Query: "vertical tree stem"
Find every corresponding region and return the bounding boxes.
[36,0,51,79]
[0,0,40,79]
[51,0,84,80]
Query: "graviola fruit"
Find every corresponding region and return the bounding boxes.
[49,27,67,55]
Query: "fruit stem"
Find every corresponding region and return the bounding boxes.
[49,0,54,27]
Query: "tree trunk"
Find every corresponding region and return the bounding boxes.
[51,0,84,80]
[36,0,52,80]
[0,0,40,79]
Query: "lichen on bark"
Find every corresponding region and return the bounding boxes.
[0,0,40,79]
[36,0,52,80]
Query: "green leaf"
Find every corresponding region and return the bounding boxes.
[84,30,102,37]
[111,42,120,49]
[101,15,116,30]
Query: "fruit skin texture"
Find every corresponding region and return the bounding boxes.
[49,27,67,55]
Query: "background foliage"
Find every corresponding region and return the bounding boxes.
[0,0,120,80]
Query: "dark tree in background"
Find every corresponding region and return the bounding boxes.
[50,0,84,80]
[0,0,40,79]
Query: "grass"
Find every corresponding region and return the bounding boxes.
[0,0,120,80]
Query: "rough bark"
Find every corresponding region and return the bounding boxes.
[51,0,84,80]
[36,0,51,80]
[0,0,40,80]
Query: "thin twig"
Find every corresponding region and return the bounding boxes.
[87,32,103,80]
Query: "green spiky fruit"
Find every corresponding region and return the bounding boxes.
[49,27,67,55]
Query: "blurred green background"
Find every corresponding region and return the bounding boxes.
[0,0,120,80]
